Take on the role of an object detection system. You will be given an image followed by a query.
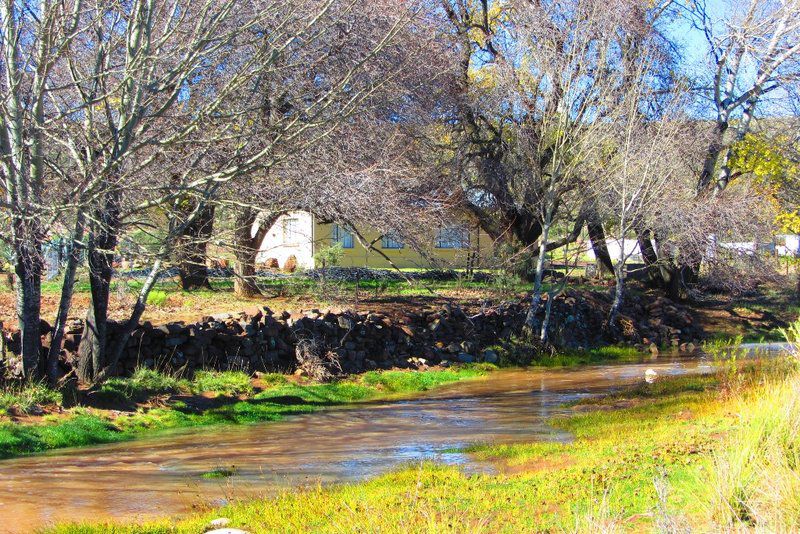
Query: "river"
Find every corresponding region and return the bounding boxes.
[1,348,787,533]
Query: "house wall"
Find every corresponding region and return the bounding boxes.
[311,219,493,269]
[255,211,315,269]
[255,211,494,270]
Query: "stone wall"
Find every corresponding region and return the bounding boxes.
[0,290,702,378]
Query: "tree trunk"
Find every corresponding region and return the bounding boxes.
[47,214,85,385]
[11,217,44,379]
[586,218,614,274]
[697,120,728,193]
[97,260,162,381]
[608,264,625,330]
[176,203,214,290]
[524,217,552,332]
[14,244,43,379]
[233,208,276,298]
[636,228,665,287]
[77,194,121,383]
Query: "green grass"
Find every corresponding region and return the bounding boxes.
[200,466,237,479]
[361,365,489,393]
[17,268,619,302]
[96,368,189,404]
[0,367,489,460]
[0,413,125,456]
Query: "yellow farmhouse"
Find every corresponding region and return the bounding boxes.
[256,211,494,270]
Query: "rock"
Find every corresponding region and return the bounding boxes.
[649,343,659,356]
[482,350,499,364]
[164,335,188,347]
[461,341,478,354]
[645,368,658,384]
[446,342,461,354]
[456,352,475,363]
[686,342,696,353]
[208,518,231,528]
[206,529,250,534]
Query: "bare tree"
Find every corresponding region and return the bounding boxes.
[434,0,676,278]
[0,0,423,381]
[689,0,800,195]
[594,66,691,328]
[632,0,800,297]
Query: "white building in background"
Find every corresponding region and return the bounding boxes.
[583,234,800,265]
[585,238,643,264]
[256,211,316,269]
[776,234,800,256]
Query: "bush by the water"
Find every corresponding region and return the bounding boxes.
[487,335,642,367]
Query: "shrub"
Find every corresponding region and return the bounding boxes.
[492,270,525,295]
[314,243,344,268]
[295,338,341,382]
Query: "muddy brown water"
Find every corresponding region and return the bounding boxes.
[0,346,788,532]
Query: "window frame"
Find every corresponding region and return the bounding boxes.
[435,225,470,249]
[282,217,301,245]
[332,223,354,249]
[381,232,404,250]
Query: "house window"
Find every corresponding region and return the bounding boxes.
[381,232,404,249]
[436,225,469,249]
[332,224,354,248]
[283,217,301,244]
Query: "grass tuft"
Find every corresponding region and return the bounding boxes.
[190,370,253,396]
[96,368,188,404]
[0,381,62,415]
[200,466,237,479]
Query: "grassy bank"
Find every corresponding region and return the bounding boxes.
[0,366,491,460]
[49,356,800,533]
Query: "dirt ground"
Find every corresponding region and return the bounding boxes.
[0,283,506,328]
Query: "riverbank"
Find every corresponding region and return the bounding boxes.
[48,355,800,533]
[0,366,492,459]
